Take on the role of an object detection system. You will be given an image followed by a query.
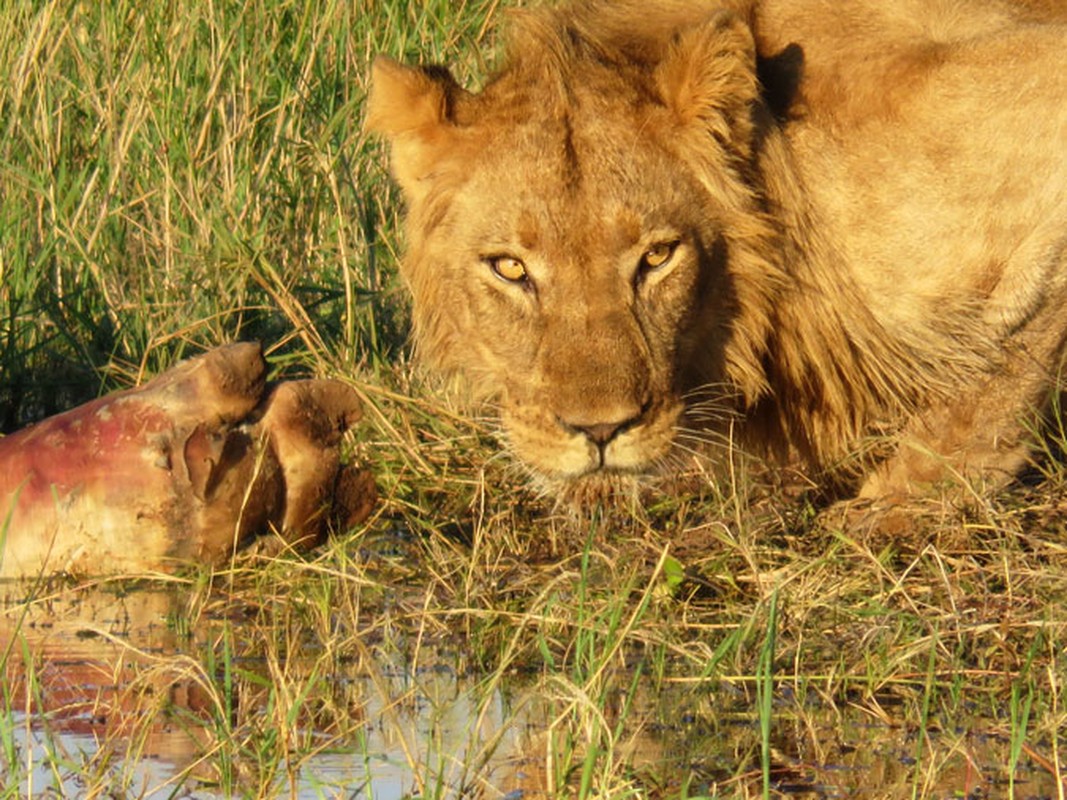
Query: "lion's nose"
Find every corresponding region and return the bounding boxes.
[562,414,641,448]
[578,421,627,445]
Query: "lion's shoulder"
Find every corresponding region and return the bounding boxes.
[753,0,1067,123]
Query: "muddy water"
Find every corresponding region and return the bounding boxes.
[1,583,1063,798]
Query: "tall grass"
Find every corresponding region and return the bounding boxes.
[1,0,1066,798]
[0,0,498,430]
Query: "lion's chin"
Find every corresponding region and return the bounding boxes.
[546,470,644,512]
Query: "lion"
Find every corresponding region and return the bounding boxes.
[366,0,1067,507]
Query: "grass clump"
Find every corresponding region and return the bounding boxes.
[1,0,1067,798]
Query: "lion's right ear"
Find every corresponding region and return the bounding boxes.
[365,56,462,203]
[654,11,759,155]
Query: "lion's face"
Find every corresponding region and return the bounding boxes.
[368,8,772,501]
[444,117,733,495]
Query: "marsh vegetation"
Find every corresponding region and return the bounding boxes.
[1,0,1065,797]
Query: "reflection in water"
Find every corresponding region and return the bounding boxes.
[1,583,214,795]
[0,582,539,798]
[1,582,1063,798]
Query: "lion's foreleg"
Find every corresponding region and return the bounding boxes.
[859,297,1067,502]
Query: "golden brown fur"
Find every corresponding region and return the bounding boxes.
[367,0,1067,503]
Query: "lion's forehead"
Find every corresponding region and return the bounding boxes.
[455,118,695,254]
[458,179,676,266]
[470,77,677,181]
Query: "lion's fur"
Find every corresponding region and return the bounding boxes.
[368,0,1067,501]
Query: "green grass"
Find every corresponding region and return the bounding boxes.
[2,0,1067,798]
[0,0,498,427]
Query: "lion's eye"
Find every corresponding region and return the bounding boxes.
[639,242,678,273]
[488,256,528,284]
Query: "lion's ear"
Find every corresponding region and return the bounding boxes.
[654,11,759,152]
[365,56,462,202]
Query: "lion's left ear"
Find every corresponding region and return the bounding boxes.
[365,56,465,203]
[654,11,759,153]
